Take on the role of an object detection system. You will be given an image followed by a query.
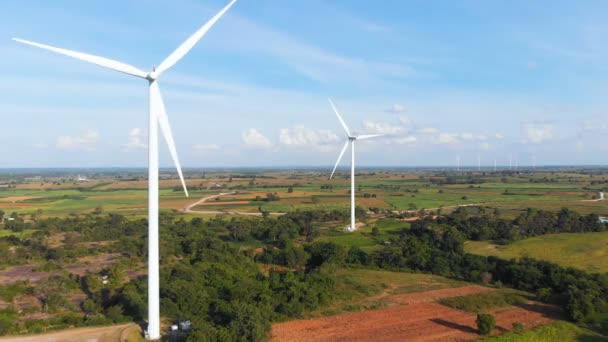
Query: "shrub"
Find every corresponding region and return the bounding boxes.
[476,313,496,335]
[512,321,525,333]
[536,287,552,302]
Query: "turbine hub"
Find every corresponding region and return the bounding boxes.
[147,68,158,81]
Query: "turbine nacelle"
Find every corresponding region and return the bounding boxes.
[146,68,159,81]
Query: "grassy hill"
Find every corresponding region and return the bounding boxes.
[465,232,608,273]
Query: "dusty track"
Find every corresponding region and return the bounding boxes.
[0,323,139,342]
[582,191,605,202]
[270,286,560,342]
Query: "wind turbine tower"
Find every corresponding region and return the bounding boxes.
[457,155,461,171]
[328,99,383,232]
[14,1,238,339]
[478,155,481,171]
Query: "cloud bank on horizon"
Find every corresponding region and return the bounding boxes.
[1,0,607,167]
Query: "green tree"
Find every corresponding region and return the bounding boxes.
[476,313,496,335]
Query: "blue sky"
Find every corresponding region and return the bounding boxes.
[1,0,607,168]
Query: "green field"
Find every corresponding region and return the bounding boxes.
[465,232,608,273]
[481,321,608,341]
[316,219,408,250]
[2,171,608,218]
[0,229,37,239]
[311,268,467,317]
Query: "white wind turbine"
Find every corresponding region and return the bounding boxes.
[14,0,237,339]
[328,98,383,232]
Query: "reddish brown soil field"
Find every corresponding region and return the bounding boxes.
[270,286,560,342]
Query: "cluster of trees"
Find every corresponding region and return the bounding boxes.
[152,216,339,341]
[436,207,605,243]
[254,193,280,202]
[368,223,608,326]
[0,211,348,340]
[226,209,356,246]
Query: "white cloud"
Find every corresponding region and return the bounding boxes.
[418,127,439,135]
[213,11,417,85]
[495,133,504,139]
[56,130,99,151]
[393,136,417,145]
[435,133,460,145]
[361,22,392,34]
[461,133,487,141]
[193,143,220,153]
[125,128,146,150]
[582,120,608,133]
[242,128,273,149]
[398,115,412,126]
[279,125,339,149]
[523,122,555,144]
[387,104,406,113]
[33,142,47,149]
[362,120,401,135]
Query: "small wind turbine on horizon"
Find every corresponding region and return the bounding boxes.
[328,98,383,232]
[13,0,238,339]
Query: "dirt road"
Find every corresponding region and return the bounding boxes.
[0,323,140,342]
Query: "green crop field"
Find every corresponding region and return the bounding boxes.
[465,232,608,273]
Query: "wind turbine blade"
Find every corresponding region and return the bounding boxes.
[150,82,189,197]
[12,38,148,78]
[156,0,237,75]
[330,140,350,180]
[357,134,384,140]
[328,98,351,136]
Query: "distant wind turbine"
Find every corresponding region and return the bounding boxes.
[328,98,383,232]
[478,155,481,171]
[13,0,238,339]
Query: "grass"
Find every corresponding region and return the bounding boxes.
[439,289,527,313]
[309,268,466,317]
[0,229,37,239]
[464,232,608,273]
[480,321,608,341]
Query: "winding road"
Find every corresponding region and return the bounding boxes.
[582,191,605,202]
